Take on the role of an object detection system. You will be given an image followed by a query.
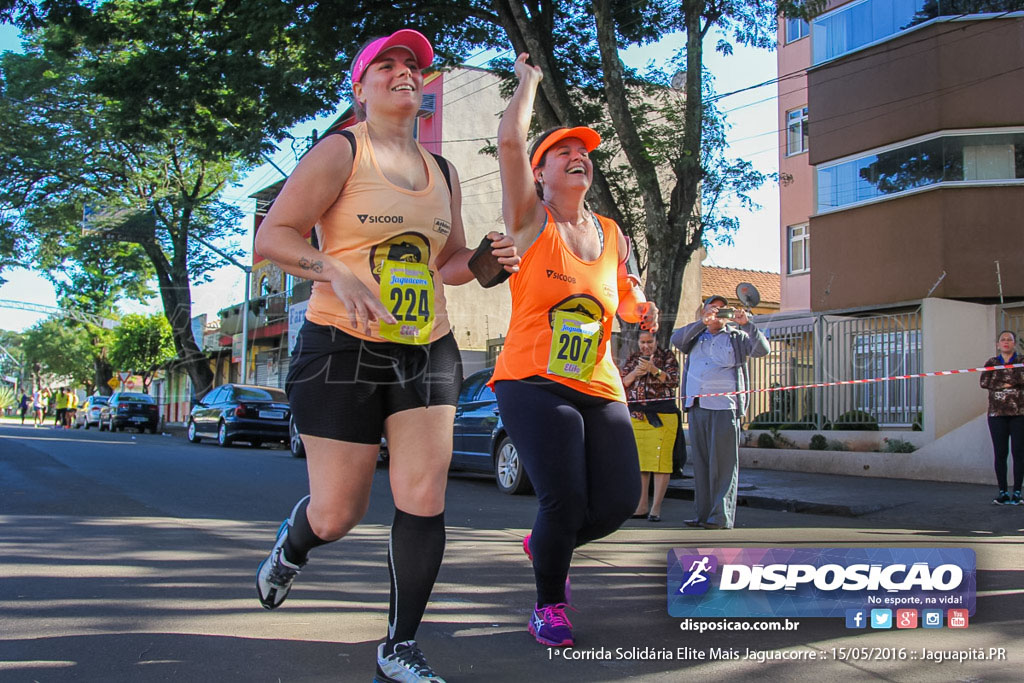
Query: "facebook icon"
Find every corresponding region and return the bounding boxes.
[845,609,867,629]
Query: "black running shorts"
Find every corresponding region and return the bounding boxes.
[286,321,463,444]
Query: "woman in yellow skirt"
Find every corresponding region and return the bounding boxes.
[620,330,681,521]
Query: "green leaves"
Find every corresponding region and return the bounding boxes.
[110,312,175,380]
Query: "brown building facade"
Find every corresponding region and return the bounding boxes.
[805,12,1024,311]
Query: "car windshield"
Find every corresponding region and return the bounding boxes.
[234,387,287,402]
[118,394,155,403]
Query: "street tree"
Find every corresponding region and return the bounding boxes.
[109,313,176,394]
[0,30,245,396]
[21,317,96,392]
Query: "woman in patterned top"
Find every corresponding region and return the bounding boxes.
[980,330,1024,505]
[620,330,680,521]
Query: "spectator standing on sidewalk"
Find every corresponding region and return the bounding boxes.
[64,389,79,429]
[620,330,681,522]
[19,391,30,424]
[980,330,1024,506]
[671,295,769,529]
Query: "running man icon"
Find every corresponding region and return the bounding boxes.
[678,556,712,594]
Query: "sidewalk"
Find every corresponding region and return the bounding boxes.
[666,462,1000,519]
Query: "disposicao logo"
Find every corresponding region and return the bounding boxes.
[667,548,976,618]
[676,555,718,596]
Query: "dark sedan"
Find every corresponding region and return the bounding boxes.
[187,384,290,448]
[452,368,531,495]
[99,392,159,433]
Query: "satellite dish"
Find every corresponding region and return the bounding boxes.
[670,69,686,90]
[736,282,761,309]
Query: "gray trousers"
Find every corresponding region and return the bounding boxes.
[688,406,740,528]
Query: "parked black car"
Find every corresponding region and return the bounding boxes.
[99,392,159,433]
[288,413,390,463]
[452,368,531,494]
[188,384,290,447]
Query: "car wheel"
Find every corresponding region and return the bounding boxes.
[217,421,232,447]
[495,435,531,495]
[98,419,107,432]
[149,425,159,435]
[187,420,201,443]
[250,439,262,448]
[84,422,90,430]
[289,416,305,459]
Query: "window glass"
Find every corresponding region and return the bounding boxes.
[476,383,496,403]
[812,0,924,65]
[788,225,809,274]
[787,16,809,42]
[817,131,1024,212]
[787,107,808,156]
[235,386,287,402]
[458,371,489,403]
[117,393,155,404]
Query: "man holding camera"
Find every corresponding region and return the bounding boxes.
[671,295,769,529]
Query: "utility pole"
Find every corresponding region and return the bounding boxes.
[190,235,252,383]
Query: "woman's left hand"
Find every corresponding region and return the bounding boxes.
[487,231,521,273]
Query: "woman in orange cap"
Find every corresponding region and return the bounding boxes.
[253,29,518,683]
[490,53,658,648]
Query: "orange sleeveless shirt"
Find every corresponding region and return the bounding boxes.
[490,211,625,402]
[305,121,453,343]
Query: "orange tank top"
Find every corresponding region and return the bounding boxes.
[305,121,453,343]
[490,210,625,402]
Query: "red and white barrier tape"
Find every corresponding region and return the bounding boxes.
[629,362,1024,403]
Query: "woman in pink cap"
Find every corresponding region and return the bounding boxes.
[253,29,518,683]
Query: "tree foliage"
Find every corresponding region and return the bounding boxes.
[110,313,175,392]
[21,317,96,391]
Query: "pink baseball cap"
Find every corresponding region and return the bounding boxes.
[351,29,434,84]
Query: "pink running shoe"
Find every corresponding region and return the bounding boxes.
[522,534,572,604]
[529,603,574,647]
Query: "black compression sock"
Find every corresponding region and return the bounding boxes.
[282,495,330,565]
[384,508,446,653]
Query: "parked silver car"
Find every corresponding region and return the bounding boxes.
[74,395,109,429]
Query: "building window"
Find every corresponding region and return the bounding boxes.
[786,107,808,156]
[812,0,923,65]
[787,17,810,43]
[817,129,1024,213]
[788,224,809,274]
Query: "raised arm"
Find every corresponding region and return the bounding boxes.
[254,134,395,333]
[498,53,546,248]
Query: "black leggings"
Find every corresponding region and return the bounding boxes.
[495,379,640,605]
[988,415,1024,491]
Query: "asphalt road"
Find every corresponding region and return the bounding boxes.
[2,421,1023,682]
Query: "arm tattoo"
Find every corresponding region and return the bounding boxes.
[298,257,324,273]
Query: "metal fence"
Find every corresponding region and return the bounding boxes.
[746,308,923,429]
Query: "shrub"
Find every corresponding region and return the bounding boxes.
[832,410,880,431]
[757,433,776,448]
[0,385,14,411]
[770,428,797,449]
[826,439,850,451]
[912,412,923,432]
[809,434,828,450]
[881,437,916,453]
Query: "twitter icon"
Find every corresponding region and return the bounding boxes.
[870,609,892,629]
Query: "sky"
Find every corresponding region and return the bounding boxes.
[0,21,781,333]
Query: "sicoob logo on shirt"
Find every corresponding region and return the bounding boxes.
[369,232,432,283]
[358,214,405,224]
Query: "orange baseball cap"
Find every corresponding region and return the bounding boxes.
[352,29,434,84]
[529,126,601,169]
